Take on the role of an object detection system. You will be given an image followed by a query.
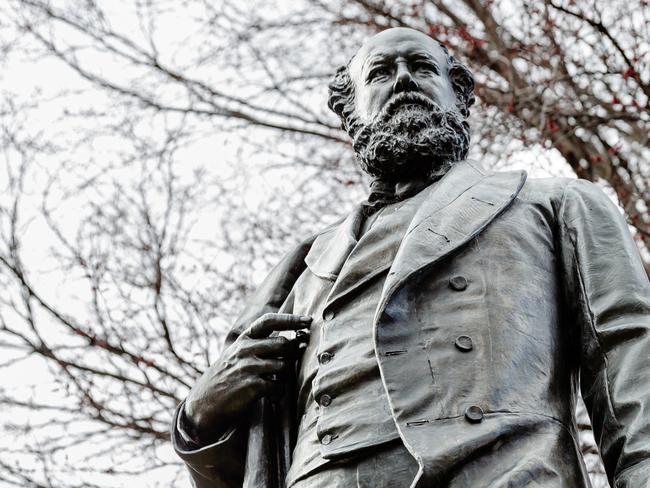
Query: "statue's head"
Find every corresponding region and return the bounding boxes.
[328,28,475,182]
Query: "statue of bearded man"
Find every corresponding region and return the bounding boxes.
[172,28,650,488]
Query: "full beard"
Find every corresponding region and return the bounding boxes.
[352,92,470,182]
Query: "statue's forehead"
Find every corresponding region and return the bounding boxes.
[350,28,446,76]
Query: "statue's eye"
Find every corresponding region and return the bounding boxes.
[368,67,390,82]
[414,61,439,75]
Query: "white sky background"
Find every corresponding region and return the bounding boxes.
[0,1,615,486]
[0,3,358,486]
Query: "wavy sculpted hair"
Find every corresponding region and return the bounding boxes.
[327,42,475,139]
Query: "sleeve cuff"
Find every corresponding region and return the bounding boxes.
[172,401,238,454]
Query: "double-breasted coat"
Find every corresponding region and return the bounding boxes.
[172,160,650,488]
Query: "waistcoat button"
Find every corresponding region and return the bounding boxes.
[455,335,473,352]
[324,310,335,321]
[449,276,468,291]
[321,434,333,445]
[319,352,333,364]
[319,394,332,407]
[465,405,484,423]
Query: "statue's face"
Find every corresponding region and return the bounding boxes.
[350,28,458,124]
[343,28,471,182]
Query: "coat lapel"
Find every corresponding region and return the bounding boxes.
[323,189,425,310]
[304,160,527,320]
[376,160,527,320]
[304,206,364,281]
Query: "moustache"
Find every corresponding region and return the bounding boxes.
[377,92,439,122]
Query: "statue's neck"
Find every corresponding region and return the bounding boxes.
[364,176,432,215]
[393,178,431,200]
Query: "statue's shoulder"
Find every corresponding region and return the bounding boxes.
[313,212,350,236]
[513,173,576,205]
[466,160,573,206]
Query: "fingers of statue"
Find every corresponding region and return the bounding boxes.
[185,318,309,430]
[191,314,311,415]
[244,335,309,359]
[245,313,312,339]
[250,376,284,396]
[240,357,286,376]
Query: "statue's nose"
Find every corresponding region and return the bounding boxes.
[393,66,419,94]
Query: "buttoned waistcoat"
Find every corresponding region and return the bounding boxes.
[172,160,650,488]
[288,189,432,485]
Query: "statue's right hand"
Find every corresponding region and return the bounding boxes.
[183,313,312,436]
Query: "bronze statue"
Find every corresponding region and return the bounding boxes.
[171,28,650,487]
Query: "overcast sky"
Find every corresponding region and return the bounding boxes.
[0,2,604,486]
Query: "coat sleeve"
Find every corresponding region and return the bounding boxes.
[558,179,650,488]
[170,236,315,487]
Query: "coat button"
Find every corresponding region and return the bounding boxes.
[449,276,468,291]
[319,394,332,407]
[324,310,335,321]
[295,329,308,340]
[319,352,333,364]
[465,405,484,423]
[321,434,333,445]
[455,335,473,352]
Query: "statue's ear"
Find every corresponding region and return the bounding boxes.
[328,65,353,117]
[449,63,475,117]
[328,63,359,135]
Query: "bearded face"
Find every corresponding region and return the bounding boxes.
[351,91,470,182]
